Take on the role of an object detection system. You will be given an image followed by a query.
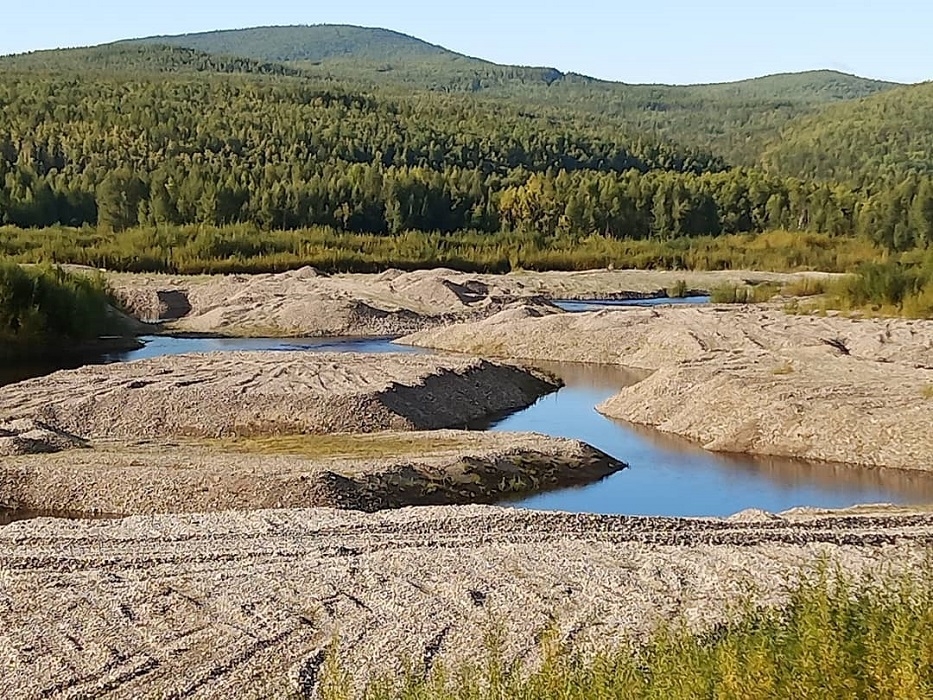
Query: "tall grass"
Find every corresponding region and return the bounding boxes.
[802,257,933,319]
[319,571,933,700]
[0,225,885,275]
[0,263,122,358]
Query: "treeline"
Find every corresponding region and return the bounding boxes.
[4,155,933,252]
[0,263,120,357]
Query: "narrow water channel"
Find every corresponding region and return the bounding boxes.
[3,315,932,518]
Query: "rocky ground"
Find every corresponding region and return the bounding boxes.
[106,266,835,337]
[400,305,933,471]
[0,430,622,515]
[0,352,556,440]
[0,505,928,699]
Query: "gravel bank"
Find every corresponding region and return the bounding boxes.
[400,306,933,469]
[0,505,928,698]
[0,352,558,440]
[106,267,833,336]
[0,431,623,514]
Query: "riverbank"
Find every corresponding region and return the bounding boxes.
[1,504,928,697]
[400,304,933,471]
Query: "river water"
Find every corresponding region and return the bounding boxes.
[3,297,932,518]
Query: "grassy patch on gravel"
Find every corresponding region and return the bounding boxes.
[320,570,933,699]
[212,433,472,459]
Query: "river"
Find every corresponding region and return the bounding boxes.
[3,298,932,518]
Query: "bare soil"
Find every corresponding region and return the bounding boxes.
[0,505,928,698]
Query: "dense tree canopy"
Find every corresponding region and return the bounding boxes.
[0,35,931,261]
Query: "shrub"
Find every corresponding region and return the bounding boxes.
[0,263,121,357]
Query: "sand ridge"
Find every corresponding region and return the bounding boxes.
[0,352,558,440]
[0,431,624,515]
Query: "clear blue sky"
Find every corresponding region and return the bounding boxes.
[3,0,931,84]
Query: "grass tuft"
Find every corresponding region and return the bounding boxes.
[667,279,689,298]
[210,432,472,459]
[711,282,781,304]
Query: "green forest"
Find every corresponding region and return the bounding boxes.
[1,26,932,283]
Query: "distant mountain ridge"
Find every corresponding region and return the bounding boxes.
[134,24,460,65]
[2,24,927,178]
[129,24,898,95]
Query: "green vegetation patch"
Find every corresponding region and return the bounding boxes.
[0,226,885,276]
[320,570,933,699]
[212,432,473,460]
[0,263,123,358]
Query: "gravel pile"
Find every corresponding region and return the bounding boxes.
[0,352,558,440]
[0,505,928,698]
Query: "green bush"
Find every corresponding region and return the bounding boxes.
[0,263,120,357]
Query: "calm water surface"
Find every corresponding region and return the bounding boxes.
[554,295,710,312]
[2,330,931,519]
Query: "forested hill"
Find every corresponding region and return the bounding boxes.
[760,81,933,183]
[0,27,931,263]
[134,25,462,65]
[129,25,894,104]
[0,43,304,77]
[119,25,900,166]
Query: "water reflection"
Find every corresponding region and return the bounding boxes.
[554,295,710,313]
[495,361,933,517]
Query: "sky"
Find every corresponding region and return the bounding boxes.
[2,1,931,85]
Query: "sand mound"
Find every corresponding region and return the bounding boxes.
[0,352,557,440]
[106,268,565,337]
[0,431,623,515]
[402,305,933,370]
[402,306,933,469]
[598,349,933,470]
